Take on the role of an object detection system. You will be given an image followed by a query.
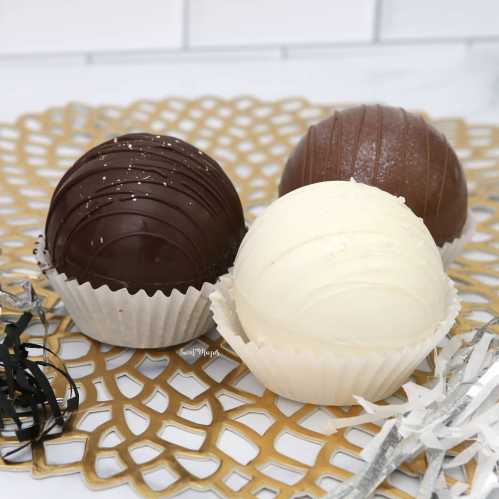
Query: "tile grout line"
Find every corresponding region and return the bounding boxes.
[1,36,499,65]
[372,0,383,43]
[182,0,190,50]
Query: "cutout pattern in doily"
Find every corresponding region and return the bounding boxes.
[0,97,498,497]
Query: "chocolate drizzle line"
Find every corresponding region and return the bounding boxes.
[279,104,468,246]
[423,114,431,219]
[335,111,343,182]
[351,104,366,179]
[45,133,246,296]
[436,134,450,216]
[399,107,409,202]
[324,114,335,181]
[302,126,311,186]
[372,104,383,187]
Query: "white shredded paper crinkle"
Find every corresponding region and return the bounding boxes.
[325,317,499,499]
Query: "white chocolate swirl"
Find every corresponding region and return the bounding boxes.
[233,180,448,353]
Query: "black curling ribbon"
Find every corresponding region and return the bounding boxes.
[0,312,79,461]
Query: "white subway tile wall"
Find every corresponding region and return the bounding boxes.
[1,0,499,123]
[0,0,184,54]
[188,0,375,46]
[380,0,499,40]
[1,0,498,59]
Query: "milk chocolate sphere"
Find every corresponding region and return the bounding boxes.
[45,133,246,296]
[279,105,468,246]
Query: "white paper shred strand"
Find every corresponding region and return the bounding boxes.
[325,318,499,499]
[449,481,469,497]
[470,452,499,497]
[454,373,499,426]
[462,333,494,382]
[416,448,446,499]
[444,442,481,469]
[360,419,397,462]
[436,336,464,376]
[328,382,443,433]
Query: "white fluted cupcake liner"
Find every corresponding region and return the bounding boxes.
[35,237,215,348]
[210,274,460,406]
[439,209,475,269]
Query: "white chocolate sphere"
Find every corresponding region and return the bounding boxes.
[233,180,448,353]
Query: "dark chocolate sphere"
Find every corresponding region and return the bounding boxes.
[279,105,468,246]
[45,133,246,296]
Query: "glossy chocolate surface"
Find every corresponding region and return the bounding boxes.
[45,133,246,295]
[279,105,468,246]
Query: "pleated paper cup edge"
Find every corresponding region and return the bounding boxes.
[35,236,215,348]
[439,208,476,269]
[210,273,460,405]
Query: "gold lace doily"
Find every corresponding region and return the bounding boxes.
[0,97,498,498]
